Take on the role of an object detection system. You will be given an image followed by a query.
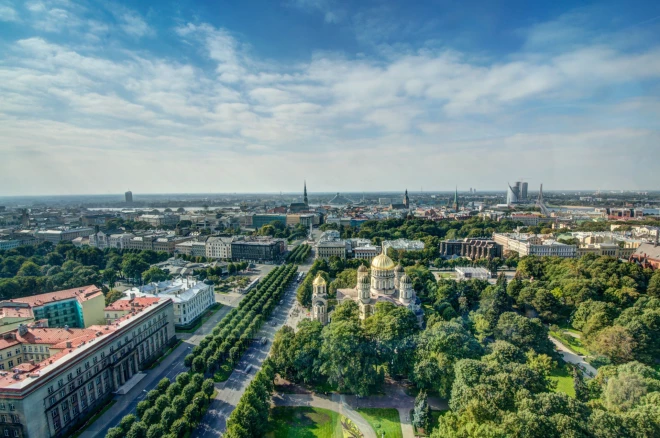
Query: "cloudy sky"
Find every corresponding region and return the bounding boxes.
[1,0,659,196]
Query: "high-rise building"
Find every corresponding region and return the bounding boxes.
[521,182,528,200]
[125,191,133,203]
[507,183,520,204]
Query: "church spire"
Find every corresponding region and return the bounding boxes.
[404,188,409,208]
[453,186,459,212]
[303,180,308,206]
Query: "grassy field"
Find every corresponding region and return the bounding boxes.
[268,406,344,438]
[175,303,223,333]
[357,408,402,438]
[550,366,576,398]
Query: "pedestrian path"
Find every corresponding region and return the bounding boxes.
[549,336,598,377]
[273,393,377,438]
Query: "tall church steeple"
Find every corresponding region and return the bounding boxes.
[304,180,308,206]
[453,186,459,212]
[404,189,409,208]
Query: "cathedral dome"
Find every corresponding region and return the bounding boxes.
[400,274,412,284]
[371,253,396,271]
[358,265,368,273]
[313,274,327,286]
[395,264,404,273]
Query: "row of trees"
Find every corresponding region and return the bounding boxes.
[104,265,295,438]
[106,373,214,438]
[285,244,311,264]
[224,359,277,437]
[183,264,298,376]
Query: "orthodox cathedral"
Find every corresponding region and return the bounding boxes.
[311,251,424,326]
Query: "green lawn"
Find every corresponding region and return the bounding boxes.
[550,366,576,398]
[175,303,223,333]
[268,407,344,438]
[357,408,402,438]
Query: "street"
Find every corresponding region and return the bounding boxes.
[192,275,304,437]
[79,264,280,438]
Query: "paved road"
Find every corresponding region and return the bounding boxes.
[273,393,377,438]
[80,263,281,437]
[550,336,597,378]
[81,291,243,437]
[192,274,303,437]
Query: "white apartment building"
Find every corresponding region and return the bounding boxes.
[0,298,175,438]
[205,236,238,259]
[124,278,215,327]
[493,233,577,258]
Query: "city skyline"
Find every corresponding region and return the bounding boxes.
[1,0,660,195]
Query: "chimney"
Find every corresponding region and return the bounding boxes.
[66,341,72,348]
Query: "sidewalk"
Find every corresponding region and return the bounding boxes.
[273,393,377,438]
[79,294,241,438]
[274,382,448,438]
[550,336,597,377]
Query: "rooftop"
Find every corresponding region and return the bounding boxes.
[12,285,103,308]
[124,277,211,304]
[0,298,170,390]
[104,297,161,312]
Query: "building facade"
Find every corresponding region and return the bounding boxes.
[11,286,106,329]
[316,241,347,260]
[35,229,94,244]
[439,238,503,260]
[231,239,286,262]
[252,215,287,229]
[205,236,238,260]
[123,278,215,327]
[493,233,577,258]
[0,298,175,438]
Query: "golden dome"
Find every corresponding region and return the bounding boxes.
[371,253,396,271]
[313,274,327,286]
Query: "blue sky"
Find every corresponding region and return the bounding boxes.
[1,0,659,195]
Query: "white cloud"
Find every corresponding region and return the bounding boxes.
[0,3,19,22]
[117,11,153,38]
[1,11,660,194]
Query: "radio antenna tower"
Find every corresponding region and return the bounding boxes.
[536,183,550,216]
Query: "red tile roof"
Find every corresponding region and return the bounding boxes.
[12,285,103,308]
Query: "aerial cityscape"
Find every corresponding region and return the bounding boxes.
[1,0,660,437]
